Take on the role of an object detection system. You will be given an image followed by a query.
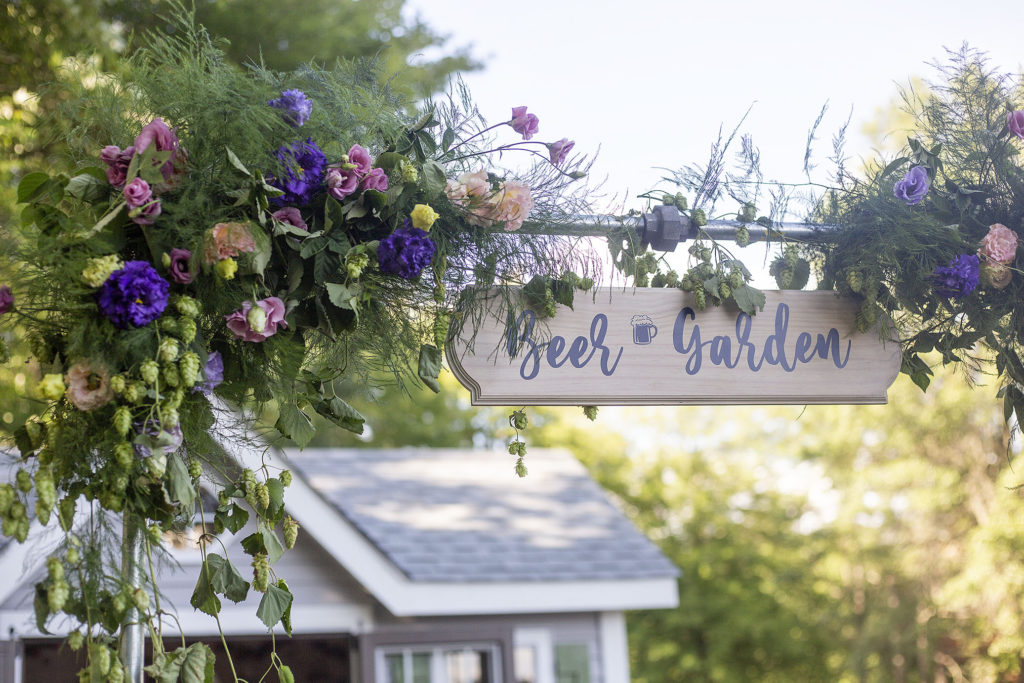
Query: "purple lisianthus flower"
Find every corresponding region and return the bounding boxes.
[123,178,153,209]
[168,248,193,285]
[547,138,575,165]
[269,138,327,206]
[268,89,313,127]
[1008,111,1024,139]
[133,118,184,184]
[101,145,134,188]
[225,297,287,342]
[378,222,436,279]
[326,166,360,200]
[271,206,308,232]
[510,106,539,140]
[932,254,980,299]
[133,418,183,458]
[0,285,12,315]
[129,198,161,226]
[893,165,929,205]
[96,260,170,329]
[347,144,372,176]
[195,351,224,395]
[361,167,389,192]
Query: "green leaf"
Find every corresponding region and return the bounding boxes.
[442,127,456,153]
[256,582,294,631]
[299,233,328,258]
[313,250,340,284]
[17,172,51,203]
[325,282,361,310]
[732,285,766,316]
[13,425,35,457]
[246,224,273,276]
[880,157,909,178]
[276,401,316,448]
[418,344,443,393]
[374,152,406,171]
[65,172,108,203]
[214,503,249,534]
[180,643,215,683]
[225,147,251,177]
[523,275,548,309]
[33,584,51,634]
[364,189,388,212]
[166,453,197,511]
[314,396,365,434]
[207,553,250,604]
[190,562,222,617]
[421,161,447,196]
[550,279,575,309]
[265,477,285,521]
[242,523,287,564]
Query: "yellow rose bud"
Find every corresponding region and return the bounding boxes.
[214,257,238,280]
[39,374,66,401]
[410,204,439,231]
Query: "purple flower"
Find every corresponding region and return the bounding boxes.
[123,178,153,209]
[893,165,929,205]
[96,260,170,329]
[1009,111,1024,140]
[347,144,372,176]
[547,138,575,165]
[378,223,436,279]
[510,106,539,140]
[195,351,224,395]
[101,145,134,188]
[268,89,313,127]
[133,418,183,458]
[932,254,980,299]
[168,248,193,285]
[0,285,12,315]
[269,138,327,206]
[133,118,184,184]
[130,198,161,226]
[326,167,360,200]
[225,297,287,342]
[272,207,308,232]
[361,167,389,192]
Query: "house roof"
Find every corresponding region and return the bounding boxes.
[285,447,679,584]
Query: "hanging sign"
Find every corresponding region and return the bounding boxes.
[446,288,901,406]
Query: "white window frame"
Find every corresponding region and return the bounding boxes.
[512,628,554,683]
[374,642,504,683]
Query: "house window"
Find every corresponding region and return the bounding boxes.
[376,644,501,683]
[554,644,590,683]
[513,645,537,683]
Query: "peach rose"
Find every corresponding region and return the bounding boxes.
[978,223,1019,265]
[64,361,113,412]
[203,222,256,265]
[490,181,533,232]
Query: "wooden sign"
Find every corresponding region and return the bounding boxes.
[446,288,901,406]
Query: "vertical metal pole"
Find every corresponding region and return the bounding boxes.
[119,513,146,683]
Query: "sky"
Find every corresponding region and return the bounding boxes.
[404,0,1023,217]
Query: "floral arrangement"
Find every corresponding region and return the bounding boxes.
[623,47,1022,431]
[0,16,592,681]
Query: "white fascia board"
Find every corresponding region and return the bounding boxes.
[243,446,680,617]
[0,603,374,639]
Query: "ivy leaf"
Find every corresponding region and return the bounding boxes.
[17,172,51,203]
[421,160,447,196]
[190,562,222,617]
[418,344,443,393]
[214,503,249,534]
[732,285,766,316]
[276,401,316,448]
[225,147,251,177]
[257,581,294,631]
[166,453,197,511]
[207,553,250,604]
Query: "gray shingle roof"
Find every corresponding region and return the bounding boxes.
[285,447,679,583]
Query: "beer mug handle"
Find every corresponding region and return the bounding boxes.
[650,325,658,339]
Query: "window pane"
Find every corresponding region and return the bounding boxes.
[445,649,491,683]
[385,653,405,683]
[412,652,431,683]
[555,644,590,683]
[514,646,537,683]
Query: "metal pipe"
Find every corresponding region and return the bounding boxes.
[119,513,146,683]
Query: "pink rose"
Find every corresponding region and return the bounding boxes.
[510,106,539,140]
[347,144,372,176]
[327,167,360,200]
[130,198,161,226]
[547,138,575,165]
[1008,111,1024,140]
[272,207,308,232]
[225,297,288,342]
[490,181,533,231]
[123,178,153,208]
[361,167,389,192]
[203,222,257,264]
[64,361,113,412]
[978,223,1018,265]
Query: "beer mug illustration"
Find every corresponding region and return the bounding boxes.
[631,314,658,345]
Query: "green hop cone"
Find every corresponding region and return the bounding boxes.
[509,410,528,431]
[46,556,64,581]
[256,482,270,511]
[9,499,25,519]
[177,317,197,343]
[162,363,180,388]
[139,361,159,386]
[582,405,598,421]
[252,553,270,592]
[114,441,134,469]
[650,272,666,288]
[691,208,707,227]
[578,277,594,291]
[158,338,179,363]
[158,317,179,336]
[58,497,76,531]
[674,193,688,211]
[174,295,201,318]
[280,470,292,487]
[718,282,732,300]
[699,247,712,262]
[694,288,707,310]
[514,457,528,478]
[89,642,111,677]
[284,516,299,549]
[111,593,127,615]
[0,484,12,517]
[735,225,750,248]
[66,546,80,564]
[109,374,126,394]
[123,381,145,404]
[507,441,519,456]
[131,587,149,612]
[433,280,446,304]
[47,579,68,612]
[664,270,680,288]
[113,406,132,437]
[661,193,675,205]
[179,352,200,387]
[729,268,744,289]
[739,202,757,223]
[433,313,450,349]
[16,469,31,493]
[784,245,799,268]
[111,473,129,494]
[108,663,125,683]
[67,631,84,651]
[188,458,202,479]
[846,270,863,293]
